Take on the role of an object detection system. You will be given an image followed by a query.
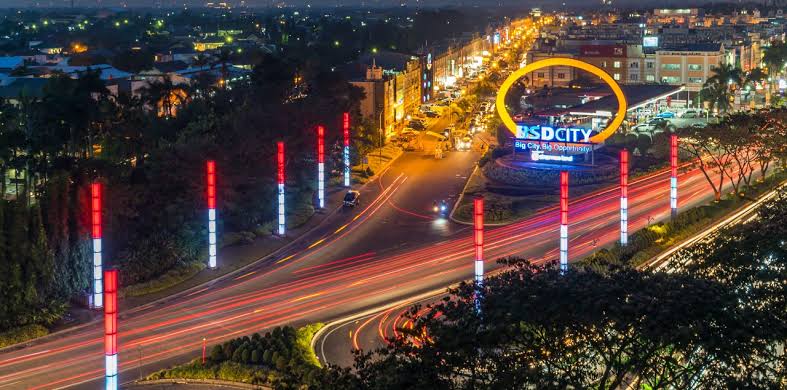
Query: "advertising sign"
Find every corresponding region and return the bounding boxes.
[514,124,595,162]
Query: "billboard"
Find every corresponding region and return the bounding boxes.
[579,45,626,58]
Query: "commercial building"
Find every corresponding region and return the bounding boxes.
[655,43,725,92]
[577,44,644,84]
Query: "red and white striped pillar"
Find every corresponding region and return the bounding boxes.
[206,160,217,269]
[317,125,325,208]
[620,149,629,246]
[559,171,568,272]
[343,113,350,187]
[670,134,678,219]
[91,182,103,309]
[277,142,285,236]
[473,196,484,312]
[104,269,118,390]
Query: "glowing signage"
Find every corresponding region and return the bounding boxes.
[531,151,573,162]
[497,58,627,143]
[517,125,593,143]
[643,36,659,48]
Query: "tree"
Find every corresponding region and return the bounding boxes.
[762,40,787,78]
[316,257,785,389]
[702,63,742,113]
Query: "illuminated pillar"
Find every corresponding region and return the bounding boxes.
[670,134,678,219]
[317,125,325,209]
[206,160,217,269]
[104,269,118,390]
[277,142,285,236]
[91,182,103,309]
[473,196,484,313]
[620,149,628,246]
[559,171,568,273]
[343,112,350,187]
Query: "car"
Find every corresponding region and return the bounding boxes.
[424,111,439,118]
[680,109,702,118]
[408,121,426,130]
[656,111,675,118]
[343,190,361,207]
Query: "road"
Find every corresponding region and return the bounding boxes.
[1,144,724,388]
[0,117,480,389]
[314,161,749,367]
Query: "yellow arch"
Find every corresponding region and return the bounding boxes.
[495,58,627,144]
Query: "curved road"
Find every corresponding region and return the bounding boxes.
[0,139,724,388]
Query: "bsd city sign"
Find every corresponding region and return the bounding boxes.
[514,124,595,162]
[517,125,593,144]
[496,58,627,147]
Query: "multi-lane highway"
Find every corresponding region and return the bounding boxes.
[0,132,731,388]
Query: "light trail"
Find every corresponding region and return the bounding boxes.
[0,162,740,389]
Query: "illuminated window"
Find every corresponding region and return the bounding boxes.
[646,75,656,81]
[613,73,621,80]
[661,76,681,83]
[688,77,704,83]
[688,64,702,71]
[661,63,681,71]
[613,61,621,68]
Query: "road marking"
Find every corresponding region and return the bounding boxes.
[275,254,295,264]
[291,292,324,303]
[308,238,326,249]
[234,271,256,280]
[334,223,350,234]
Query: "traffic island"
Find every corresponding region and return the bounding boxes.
[452,153,617,225]
[143,324,324,389]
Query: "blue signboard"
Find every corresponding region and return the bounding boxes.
[514,124,595,162]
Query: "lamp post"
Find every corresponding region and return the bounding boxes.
[91,182,103,309]
[670,134,678,219]
[559,171,568,273]
[104,269,118,390]
[620,149,628,246]
[206,160,217,269]
[317,125,325,209]
[343,112,350,187]
[473,196,484,313]
[277,142,285,236]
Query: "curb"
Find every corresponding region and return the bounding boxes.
[447,164,515,227]
[0,155,405,353]
[313,181,786,366]
[128,378,269,389]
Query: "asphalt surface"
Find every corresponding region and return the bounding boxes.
[0,115,480,389]
[314,161,747,368]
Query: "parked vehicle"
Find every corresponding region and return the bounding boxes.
[656,111,675,118]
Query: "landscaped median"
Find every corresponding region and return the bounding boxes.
[141,323,324,388]
[579,170,787,270]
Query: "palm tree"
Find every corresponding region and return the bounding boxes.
[702,64,742,113]
[213,49,232,88]
[743,67,767,88]
[763,40,787,78]
[141,76,188,118]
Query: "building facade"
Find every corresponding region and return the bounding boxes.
[655,43,725,91]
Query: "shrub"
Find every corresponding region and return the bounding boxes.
[0,324,49,349]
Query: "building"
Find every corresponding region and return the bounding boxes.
[577,44,644,84]
[349,51,425,139]
[524,50,576,88]
[650,8,704,25]
[655,43,725,92]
